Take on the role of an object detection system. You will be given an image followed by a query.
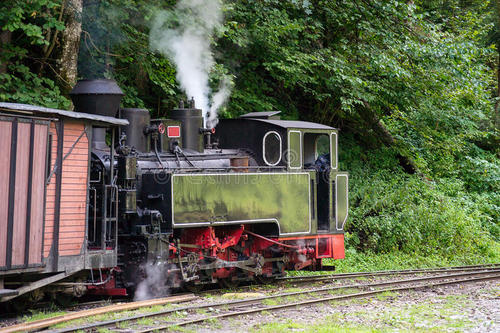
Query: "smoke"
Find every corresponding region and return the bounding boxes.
[208,76,232,126]
[78,0,126,79]
[150,0,231,127]
[134,262,171,301]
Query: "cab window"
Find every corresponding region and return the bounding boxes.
[263,131,282,166]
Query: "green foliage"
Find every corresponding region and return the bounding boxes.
[328,244,500,273]
[0,0,64,46]
[341,135,499,258]
[219,0,497,171]
[78,0,179,114]
[0,63,70,108]
[219,0,499,262]
[1,0,498,266]
[0,0,70,108]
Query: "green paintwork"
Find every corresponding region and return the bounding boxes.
[332,172,348,232]
[160,119,182,149]
[330,132,338,170]
[172,173,311,235]
[288,130,302,169]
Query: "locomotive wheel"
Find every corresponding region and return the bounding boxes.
[218,278,240,289]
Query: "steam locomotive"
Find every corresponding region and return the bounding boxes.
[0,79,348,304]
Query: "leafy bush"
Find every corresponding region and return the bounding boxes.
[341,136,499,260]
[0,0,70,108]
[0,63,70,109]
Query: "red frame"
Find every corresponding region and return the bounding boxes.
[167,126,180,138]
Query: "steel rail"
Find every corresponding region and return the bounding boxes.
[0,294,196,333]
[197,263,500,297]
[51,268,500,333]
[196,264,500,297]
[282,263,500,281]
[138,272,500,332]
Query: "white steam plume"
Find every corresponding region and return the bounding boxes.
[150,0,231,127]
[208,76,231,126]
[134,262,171,301]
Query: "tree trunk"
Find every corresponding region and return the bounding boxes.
[57,0,83,94]
[357,100,419,174]
[0,30,12,74]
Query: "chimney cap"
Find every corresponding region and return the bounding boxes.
[70,79,124,96]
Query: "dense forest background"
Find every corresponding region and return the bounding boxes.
[1,0,499,267]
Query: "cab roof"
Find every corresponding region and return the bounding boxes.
[0,102,128,126]
[238,110,335,130]
[251,118,335,130]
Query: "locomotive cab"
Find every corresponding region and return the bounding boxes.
[215,112,348,236]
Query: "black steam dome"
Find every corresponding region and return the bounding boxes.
[70,79,124,117]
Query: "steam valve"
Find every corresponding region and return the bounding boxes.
[200,127,216,149]
[199,127,216,134]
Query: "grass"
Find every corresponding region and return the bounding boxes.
[327,288,360,296]
[252,292,480,333]
[252,319,380,333]
[116,320,130,329]
[21,304,180,329]
[168,325,196,333]
[22,310,68,323]
[331,291,475,332]
[221,292,265,300]
[283,295,301,302]
[195,308,207,315]
[136,317,155,326]
[280,287,305,293]
[44,302,185,330]
[375,291,398,301]
[204,317,222,328]
[262,298,280,306]
[330,249,500,273]
[287,248,500,278]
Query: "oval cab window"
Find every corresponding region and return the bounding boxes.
[263,131,282,166]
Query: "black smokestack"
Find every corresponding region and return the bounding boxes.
[70,79,124,117]
[70,79,124,150]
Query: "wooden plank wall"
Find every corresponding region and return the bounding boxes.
[44,123,58,258]
[29,124,48,264]
[0,121,12,267]
[44,121,89,259]
[0,119,48,269]
[11,122,31,266]
[59,122,88,256]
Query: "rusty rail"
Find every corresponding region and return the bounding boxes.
[0,294,196,333]
[52,267,500,333]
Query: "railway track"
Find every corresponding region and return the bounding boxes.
[18,265,497,333]
[279,263,500,283]
[0,294,196,333]
[4,263,496,320]
[195,263,500,297]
